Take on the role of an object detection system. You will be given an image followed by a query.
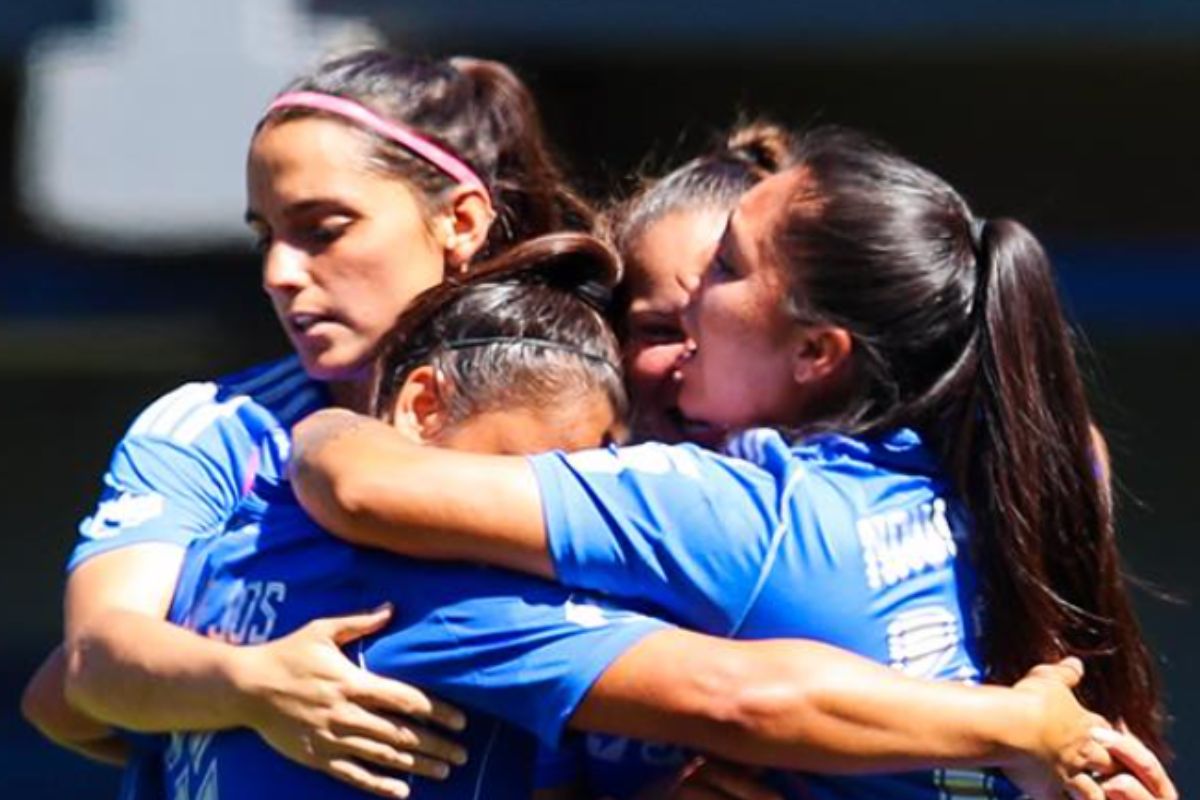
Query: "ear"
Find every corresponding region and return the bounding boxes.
[436,186,495,273]
[391,365,451,443]
[791,325,853,387]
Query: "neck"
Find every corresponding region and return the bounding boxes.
[328,370,377,413]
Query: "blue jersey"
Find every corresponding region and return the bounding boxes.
[69,356,325,571]
[528,427,1015,800]
[66,356,325,794]
[163,473,669,800]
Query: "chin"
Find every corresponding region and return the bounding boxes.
[295,348,369,384]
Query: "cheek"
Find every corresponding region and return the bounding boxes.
[333,233,445,326]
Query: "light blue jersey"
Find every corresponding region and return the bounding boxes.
[66,356,325,795]
[528,427,1016,800]
[69,356,325,571]
[163,472,669,800]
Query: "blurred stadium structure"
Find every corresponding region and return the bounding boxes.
[1,1,1195,796]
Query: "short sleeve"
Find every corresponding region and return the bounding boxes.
[67,383,258,572]
[360,561,670,748]
[528,442,789,633]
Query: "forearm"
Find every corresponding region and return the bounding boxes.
[577,631,1044,774]
[65,609,253,733]
[292,409,551,576]
[22,645,129,765]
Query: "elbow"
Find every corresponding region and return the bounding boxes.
[684,646,824,762]
[292,457,374,545]
[22,645,109,746]
[62,623,117,721]
[61,631,94,714]
[723,660,823,746]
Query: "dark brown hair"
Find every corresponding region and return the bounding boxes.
[769,127,1165,755]
[606,121,795,334]
[259,50,594,259]
[373,232,624,425]
[610,121,795,260]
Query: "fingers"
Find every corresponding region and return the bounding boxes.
[336,735,452,780]
[1091,728,1177,800]
[1102,773,1167,800]
[1078,736,1115,778]
[1026,657,1085,688]
[352,672,467,731]
[1066,773,1105,800]
[333,707,468,766]
[319,604,394,646]
[324,757,411,799]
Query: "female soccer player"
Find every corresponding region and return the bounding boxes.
[290,128,1174,800]
[613,121,794,448]
[23,48,591,794]
[163,231,1131,800]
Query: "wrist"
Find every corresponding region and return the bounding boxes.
[223,645,270,729]
[975,686,1046,767]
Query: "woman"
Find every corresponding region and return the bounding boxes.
[613,121,794,448]
[22,48,590,794]
[164,231,1131,800]
[291,127,1172,800]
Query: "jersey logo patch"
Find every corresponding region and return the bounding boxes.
[82,490,166,538]
[856,497,956,590]
[564,594,647,629]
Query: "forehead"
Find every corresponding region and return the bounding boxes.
[733,168,804,233]
[470,388,617,453]
[246,118,375,196]
[627,208,728,303]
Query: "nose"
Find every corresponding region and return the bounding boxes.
[262,240,311,295]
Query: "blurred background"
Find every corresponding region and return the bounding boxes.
[1,1,1196,796]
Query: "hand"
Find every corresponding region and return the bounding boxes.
[1001,658,1114,800]
[233,604,468,798]
[637,757,782,800]
[1085,725,1177,800]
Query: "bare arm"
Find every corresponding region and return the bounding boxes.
[577,630,1107,799]
[292,410,552,576]
[58,541,465,795]
[20,544,184,763]
[21,646,129,766]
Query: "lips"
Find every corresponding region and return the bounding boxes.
[287,311,337,336]
[671,340,698,382]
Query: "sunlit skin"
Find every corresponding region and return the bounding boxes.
[622,208,728,446]
[392,366,618,454]
[678,172,811,430]
[246,118,454,405]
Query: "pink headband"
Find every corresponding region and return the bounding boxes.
[265,91,488,195]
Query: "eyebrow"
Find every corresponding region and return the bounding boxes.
[244,198,354,225]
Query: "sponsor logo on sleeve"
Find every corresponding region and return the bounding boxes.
[82,490,166,539]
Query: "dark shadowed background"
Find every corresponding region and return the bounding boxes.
[1,2,1196,796]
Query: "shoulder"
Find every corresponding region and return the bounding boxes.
[125,356,326,448]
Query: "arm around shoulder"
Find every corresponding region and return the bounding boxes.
[291,408,553,577]
[573,629,1102,782]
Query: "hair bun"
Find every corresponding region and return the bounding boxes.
[723,121,795,173]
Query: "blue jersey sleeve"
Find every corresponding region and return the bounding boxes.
[358,559,670,748]
[68,382,259,571]
[528,442,792,633]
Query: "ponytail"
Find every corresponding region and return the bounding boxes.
[963,219,1166,754]
[766,127,1167,757]
[448,57,595,256]
[261,50,594,263]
